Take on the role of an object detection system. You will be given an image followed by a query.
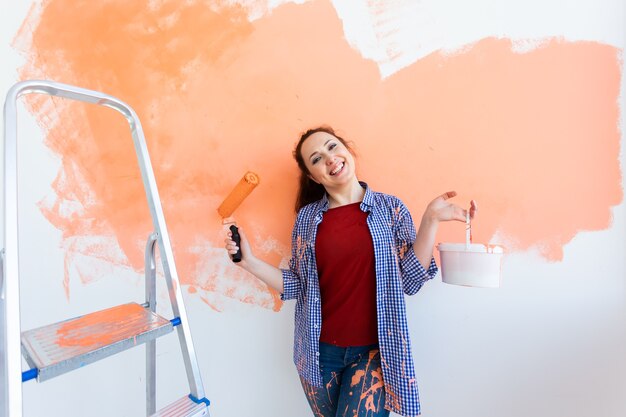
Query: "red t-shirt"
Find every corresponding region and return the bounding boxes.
[315,202,378,347]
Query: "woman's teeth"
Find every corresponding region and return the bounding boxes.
[330,163,344,175]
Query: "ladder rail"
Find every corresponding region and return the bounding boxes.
[1,248,7,417]
[3,80,207,416]
[1,249,5,300]
[4,79,25,417]
[146,232,158,416]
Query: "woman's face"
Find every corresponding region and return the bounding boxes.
[300,131,356,189]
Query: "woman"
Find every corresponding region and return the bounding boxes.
[225,126,476,417]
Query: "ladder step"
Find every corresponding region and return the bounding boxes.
[151,395,209,417]
[21,302,174,382]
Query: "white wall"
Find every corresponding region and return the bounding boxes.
[1,1,625,416]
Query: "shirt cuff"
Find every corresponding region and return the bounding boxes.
[401,248,438,295]
[280,269,300,301]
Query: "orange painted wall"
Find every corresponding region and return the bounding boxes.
[13,0,622,310]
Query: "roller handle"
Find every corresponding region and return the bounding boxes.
[229,225,242,263]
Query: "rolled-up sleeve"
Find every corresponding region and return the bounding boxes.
[394,200,438,295]
[280,213,304,301]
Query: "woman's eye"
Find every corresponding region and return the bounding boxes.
[328,143,337,151]
[312,156,321,165]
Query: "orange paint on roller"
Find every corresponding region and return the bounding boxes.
[219,171,260,263]
[217,171,260,220]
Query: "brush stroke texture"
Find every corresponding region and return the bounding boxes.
[12,0,622,309]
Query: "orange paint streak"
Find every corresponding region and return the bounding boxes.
[300,376,326,417]
[14,0,622,309]
[353,349,385,415]
[351,369,365,387]
[384,384,402,413]
[361,368,384,412]
[199,295,222,312]
[269,288,282,312]
[56,303,148,347]
[325,371,340,404]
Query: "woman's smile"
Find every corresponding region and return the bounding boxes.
[301,131,356,187]
[329,162,344,176]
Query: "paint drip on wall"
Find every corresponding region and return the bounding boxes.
[11,0,622,310]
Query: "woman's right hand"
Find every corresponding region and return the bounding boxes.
[225,226,254,267]
[224,225,285,293]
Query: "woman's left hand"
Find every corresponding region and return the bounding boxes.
[424,191,477,223]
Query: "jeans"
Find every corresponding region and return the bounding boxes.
[300,342,390,417]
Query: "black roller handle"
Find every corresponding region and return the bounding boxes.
[229,225,242,263]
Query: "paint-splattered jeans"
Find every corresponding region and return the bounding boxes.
[300,342,389,417]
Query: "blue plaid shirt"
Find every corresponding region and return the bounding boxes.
[281,182,438,417]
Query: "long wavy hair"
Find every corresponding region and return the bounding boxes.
[293,126,355,213]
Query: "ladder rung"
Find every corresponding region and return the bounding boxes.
[21,302,174,382]
[151,395,209,417]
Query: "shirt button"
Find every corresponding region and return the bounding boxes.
[315,297,319,302]
[316,351,320,356]
[314,324,318,329]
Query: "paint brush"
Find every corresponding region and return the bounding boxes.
[217,172,260,262]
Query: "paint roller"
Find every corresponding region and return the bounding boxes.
[217,171,260,262]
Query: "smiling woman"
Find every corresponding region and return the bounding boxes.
[224,126,477,417]
[293,127,359,212]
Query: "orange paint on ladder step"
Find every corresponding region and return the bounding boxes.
[56,303,155,347]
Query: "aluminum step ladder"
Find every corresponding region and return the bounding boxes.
[1,80,210,417]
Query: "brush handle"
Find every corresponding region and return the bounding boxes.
[229,225,242,263]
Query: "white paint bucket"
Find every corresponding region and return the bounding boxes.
[436,243,504,288]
